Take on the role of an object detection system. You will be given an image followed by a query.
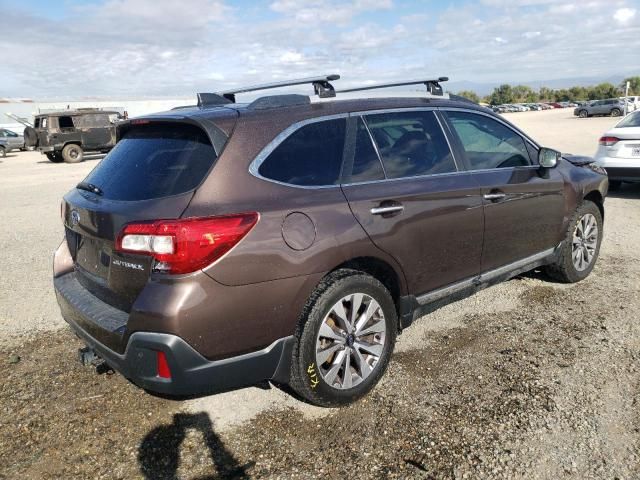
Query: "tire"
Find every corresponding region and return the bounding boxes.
[289,269,397,407]
[0,146,5,158]
[578,110,588,118]
[61,144,84,163]
[608,180,622,191]
[46,152,63,163]
[23,127,39,148]
[610,108,621,117]
[545,200,603,283]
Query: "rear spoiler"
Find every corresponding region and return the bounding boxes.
[115,113,236,156]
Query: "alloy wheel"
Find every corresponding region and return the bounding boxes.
[572,213,598,271]
[315,293,387,390]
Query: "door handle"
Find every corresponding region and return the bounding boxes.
[370,205,404,215]
[483,193,506,201]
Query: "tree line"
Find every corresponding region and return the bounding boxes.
[457,76,640,105]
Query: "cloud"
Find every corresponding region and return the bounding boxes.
[614,7,636,24]
[0,0,638,98]
[269,0,392,24]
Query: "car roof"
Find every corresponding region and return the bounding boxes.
[36,110,120,118]
[145,96,492,124]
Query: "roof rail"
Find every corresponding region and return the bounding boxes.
[247,94,310,110]
[336,77,449,97]
[219,74,340,102]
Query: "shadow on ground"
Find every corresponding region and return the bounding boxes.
[138,412,254,480]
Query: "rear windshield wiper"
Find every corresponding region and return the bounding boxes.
[76,181,103,196]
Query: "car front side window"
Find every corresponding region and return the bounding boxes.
[363,111,457,179]
[445,111,531,170]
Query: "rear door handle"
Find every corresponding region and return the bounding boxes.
[370,205,404,215]
[483,193,506,201]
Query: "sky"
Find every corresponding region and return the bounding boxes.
[0,0,638,98]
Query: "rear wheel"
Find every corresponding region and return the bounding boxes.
[578,110,588,118]
[46,152,63,163]
[610,108,621,117]
[289,269,397,407]
[62,144,84,163]
[545,200,602,283]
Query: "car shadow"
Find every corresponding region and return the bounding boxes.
[607,183,640,199]
[35,157,103,165]
[138,412,253,480]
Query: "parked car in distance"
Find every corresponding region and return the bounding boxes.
[53,75,608,407]
[574,99,626,118]
[619,97,638,112]
[0,128,24,156]
[23,109,122,163]
[595,110,640,189]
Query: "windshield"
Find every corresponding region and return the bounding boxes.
[616,111,640,128]
[82,123,218,201]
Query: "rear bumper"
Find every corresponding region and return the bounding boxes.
[54,272,294,396]
[604,167,640,182]
[595,156,640,182]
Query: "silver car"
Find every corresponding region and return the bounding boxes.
[0,128,25,156]
[574,99,625,118]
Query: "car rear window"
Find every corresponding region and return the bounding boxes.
[617,111,640,127]
[82,123,217,201]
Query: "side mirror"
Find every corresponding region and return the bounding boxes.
[539,147,561,168]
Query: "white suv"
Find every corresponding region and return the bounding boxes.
[595,110,640,189]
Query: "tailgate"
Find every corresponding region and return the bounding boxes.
[63,190,193,311]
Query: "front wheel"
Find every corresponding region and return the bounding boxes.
[578,110,588,118]
[0,147,5,158]
[545,200,603,283]
[289,269,397,407]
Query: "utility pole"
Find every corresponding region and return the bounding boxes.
[624,81,630,116]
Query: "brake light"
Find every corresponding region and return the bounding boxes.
[156,351,171,379]
[599,136,620,146]
[116,213,258,274]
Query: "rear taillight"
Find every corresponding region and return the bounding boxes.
[116,213,258,274]
[599,136,620,147]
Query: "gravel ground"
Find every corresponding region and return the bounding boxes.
[1,109,639,479]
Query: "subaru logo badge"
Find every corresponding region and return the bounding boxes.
[70,210,80,226]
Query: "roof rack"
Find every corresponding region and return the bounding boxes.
[220,74,340,101]
[336,77,449,97]
[197,74,340,108]
[194,74,452,110]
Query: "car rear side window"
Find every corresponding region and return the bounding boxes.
[258,118,346,186]
[445,111,531,169]
[82,123,218,201]
[364,111,456,179]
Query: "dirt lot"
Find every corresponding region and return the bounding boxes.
[1,108,639,479]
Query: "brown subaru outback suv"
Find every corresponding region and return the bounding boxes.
[53,75,608,407]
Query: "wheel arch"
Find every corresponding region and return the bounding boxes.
[584,190,604,219]
[327,256,412,330]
